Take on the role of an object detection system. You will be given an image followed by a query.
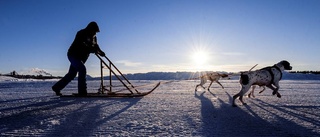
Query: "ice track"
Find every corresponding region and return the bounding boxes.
[0,80,319,136]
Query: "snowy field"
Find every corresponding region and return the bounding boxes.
[0,77,319,137]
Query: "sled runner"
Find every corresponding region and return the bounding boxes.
[61,82,160,97]
[61,54,160,98]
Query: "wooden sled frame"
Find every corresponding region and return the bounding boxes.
[96,54,139,94]
[61,54,160,97]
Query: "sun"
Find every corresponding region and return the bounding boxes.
[192,50,208,66]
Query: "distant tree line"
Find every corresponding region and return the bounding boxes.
[96,71,320,80]
[124,72,198,80]
[96,71,232,80]
[98,72,199,80]
[289,71,320,75]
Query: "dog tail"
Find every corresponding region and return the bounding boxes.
[240,73,249,85]
[249,64,258,72]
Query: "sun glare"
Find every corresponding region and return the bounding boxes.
[189,46,213,71]
[192,50,208,66]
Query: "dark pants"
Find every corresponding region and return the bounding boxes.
[53,56,87,94]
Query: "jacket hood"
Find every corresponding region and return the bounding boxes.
[86,21,100,32]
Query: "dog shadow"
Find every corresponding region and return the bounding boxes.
[194,90,217,136]
[251,99,320,136]
[194,88,313,136]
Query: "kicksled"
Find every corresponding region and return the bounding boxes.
[61,54,160,98]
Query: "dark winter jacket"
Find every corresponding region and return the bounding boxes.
[67,29,103,61]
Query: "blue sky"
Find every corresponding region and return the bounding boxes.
[0,0,319,76]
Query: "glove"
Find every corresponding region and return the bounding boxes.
[99,51,105,57]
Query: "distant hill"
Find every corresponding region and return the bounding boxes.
[2,71,319,81]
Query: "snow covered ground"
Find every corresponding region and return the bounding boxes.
[0,77,319,136]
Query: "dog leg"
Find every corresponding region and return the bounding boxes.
[239,95,247,105]
[273,83,281,98]
[232,93,240,107]
[233,85,250,107]
[195,85,200,91]
[266,85,281,98]
[195,78,206,91]
[266,85,275,90]
[248,85,256,98]
[201,81,206,89]
[201,85,206,89]
[216,81,224,89]
[207,81,214,91]
[259,86,266,94]
[195,84,206,91]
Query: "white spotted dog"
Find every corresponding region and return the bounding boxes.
[232,60,292,107]
[195,72,228,91]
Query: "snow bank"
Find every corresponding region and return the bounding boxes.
[0,76,18,81]
[0,76,58,82]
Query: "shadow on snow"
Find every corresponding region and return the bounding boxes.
[0,96,141,137]
[194,89,319,136]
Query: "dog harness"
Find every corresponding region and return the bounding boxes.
[273,65,283,80]
[261,65,282,84]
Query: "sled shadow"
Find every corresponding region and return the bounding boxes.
[0,97,80,135]
[0,96,142,137]
[49,97,142,137]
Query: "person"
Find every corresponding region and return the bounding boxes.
[52,21,105,96]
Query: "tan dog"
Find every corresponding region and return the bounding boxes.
[195,72,228,91]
